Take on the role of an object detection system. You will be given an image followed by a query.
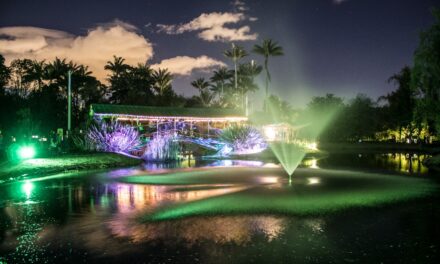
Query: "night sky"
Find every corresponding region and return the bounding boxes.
[1,0,438,108]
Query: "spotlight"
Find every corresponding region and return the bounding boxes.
[18,146,36,159]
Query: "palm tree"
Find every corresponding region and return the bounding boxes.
[191,77,213,107]
[223,43,248,101]
[191,77,210,91]
[23,60,46,91]
[210,67,233,102]
[152,68,173,96]
[238,60,263,91]
[238,61,263,114]
[0,55,10,95]
[45,58,73,86]
[252,39,284,110]
[104,56,130,79]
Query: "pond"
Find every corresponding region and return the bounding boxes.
[0,152,439,263]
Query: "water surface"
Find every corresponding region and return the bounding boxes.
[0,152,439,263]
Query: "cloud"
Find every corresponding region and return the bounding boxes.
[333,0,348,4]
[232,0,249,12]
[157,11,257,42]
[198,25,257,42]
[0,21,154,81]
[157,12,245,34]
[152,55,226,76]
[0,21,228,82]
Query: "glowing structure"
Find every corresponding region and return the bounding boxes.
[89,104,247,136]
[85,120,141,153]
[89,104,268,158]
[143,132,181,161]
[218,124,267,155]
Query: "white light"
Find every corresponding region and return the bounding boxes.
[22,181,34,199]
[260,176,279,184]
[307,142,318,150]
[307,177,320,185]
[309,159,319,169]
[95,113,248,122]
[263,163,280,168]
[264,126,277,142]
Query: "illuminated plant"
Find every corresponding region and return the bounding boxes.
[219,124,267,155]
[143,131,181,161]
[78,119,140,153]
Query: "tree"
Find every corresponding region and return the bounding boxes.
[9,58,34,97]
[105,56,131,104]
[238,61,262,94]
[345,94,378,141]
[223,43,248,106]
[152,68,172,97]
[191,77,213,107]
[252,39,284,110]
[381,66,416,141]
[238,61,262,113]
[125,63,155,105]
[0,54,11,134]
[0,54,10,95]
[105,57,155,105]
[300,94,344,141]
[411,8,440,136]
[210,67,233,105]
[104,55,130,78]
[191,77,210,91]
[265,95,295,123]
[23,60,46,91]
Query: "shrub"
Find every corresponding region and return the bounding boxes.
[74,119,140,153]
[143,132,181,161]
[219,124,267,155]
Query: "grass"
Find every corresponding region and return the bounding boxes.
[117,167,439,221]
[0,152,141,182]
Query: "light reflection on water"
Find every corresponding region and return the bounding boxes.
[110,183,249,213]
[302,152,431,174]
[0,152,436,262]
[109,216,288,245]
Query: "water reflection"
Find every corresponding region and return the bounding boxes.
[0,152,436,262]
[380,153,429,174]
[109,216,287,245]
[110,183,248,213]
[303,158,319,169]
[309,152,431,174]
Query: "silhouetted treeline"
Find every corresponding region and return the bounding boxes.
[0,10,439,143]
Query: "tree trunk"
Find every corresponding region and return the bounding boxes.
[264,57,269,112]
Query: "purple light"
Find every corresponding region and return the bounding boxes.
[86,120,140,153]
[143,132,180,161]
[219,125,267,156]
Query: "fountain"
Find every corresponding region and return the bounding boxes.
[262,99,341,181]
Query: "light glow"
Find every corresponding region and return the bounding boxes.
[95,113,248,122]
[22,181,34,199]
[18,146,36,159]
[263,126,277,141]
[306,142,318,151]
[307,177,320,185]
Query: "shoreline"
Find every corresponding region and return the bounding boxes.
[0,152,142,183]
[1,145,439,184]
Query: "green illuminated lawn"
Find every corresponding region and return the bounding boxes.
[119,167,438,221]
[0,153,141,182]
